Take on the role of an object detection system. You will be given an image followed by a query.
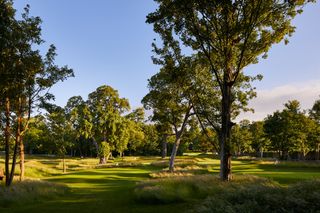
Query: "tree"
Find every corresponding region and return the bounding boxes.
[0,1,73,185]
[125,110,146,156]
[230,120,253,156]
[264,100,311,160]
[249,121,269,158]
[65,96,93,157]
[310,98,320,122]
[309,98,320,160]
[143,56,211,172]
[87,85,130,164]
[147,0,315,180]
[46,107,73,173]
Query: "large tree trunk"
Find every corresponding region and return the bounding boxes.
[219,82,233,181]
[161,135,167,159]
[169,137,181,172]
[5,97,11,186]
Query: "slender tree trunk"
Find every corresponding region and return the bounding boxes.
[8,97,22,185]
[5,97,11,186]
[20,96,31,181]
[260,147,264,159]
[169,137,181,172]
[19,135,25,181]
[316,143,320,160]
[19,101,25,181]
[8,138,19,185]
[220,82,233,181]
[162,135,167,159]
[62,155,66,173]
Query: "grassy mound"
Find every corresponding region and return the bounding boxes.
[0,180,68,208]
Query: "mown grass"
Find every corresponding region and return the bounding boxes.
[0,153,319,212]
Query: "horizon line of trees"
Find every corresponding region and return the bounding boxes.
[2,96,319,161]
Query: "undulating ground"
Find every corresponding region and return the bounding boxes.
[0,154,320,212]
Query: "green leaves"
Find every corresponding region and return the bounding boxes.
[264,100,314,159]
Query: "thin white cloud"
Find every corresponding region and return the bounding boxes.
[238,80,320,121]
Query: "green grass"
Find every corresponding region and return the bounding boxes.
[0,154,319,212]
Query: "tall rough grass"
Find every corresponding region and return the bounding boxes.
[193,179,320,213]
[135,175,270,204]
[135,174,320,213]
[0,180,68,208]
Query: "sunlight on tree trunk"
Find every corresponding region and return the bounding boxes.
[169,138,181,172]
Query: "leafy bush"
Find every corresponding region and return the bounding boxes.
[0,180,68,208]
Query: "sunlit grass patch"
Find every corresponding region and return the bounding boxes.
[150,164,208,178]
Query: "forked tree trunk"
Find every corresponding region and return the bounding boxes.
[168,107,191,173]
[5,97,11,186]
[220,82,233,181]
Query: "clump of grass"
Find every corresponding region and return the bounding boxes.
[0,180,68,208]
[150,165,207,178]
[149,170,193,178]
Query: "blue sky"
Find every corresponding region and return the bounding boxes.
[13,1,320,120]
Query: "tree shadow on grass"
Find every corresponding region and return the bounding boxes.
[7,166,190,213]
[253,163,320,184]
